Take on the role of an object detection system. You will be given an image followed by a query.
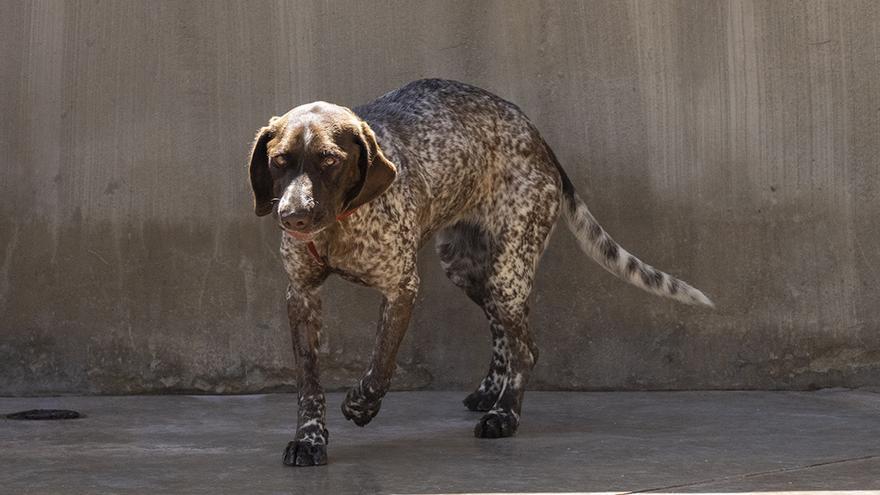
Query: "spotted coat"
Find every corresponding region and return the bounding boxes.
[247,79,714,467]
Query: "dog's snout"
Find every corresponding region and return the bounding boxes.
[280,210,313,232]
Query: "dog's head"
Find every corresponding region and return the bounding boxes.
[248,102,397,240]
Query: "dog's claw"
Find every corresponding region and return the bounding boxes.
[282,440,327,467]
[474,410,519,438]
[341,387,382,426]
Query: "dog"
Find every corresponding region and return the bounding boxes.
[247,79,713,466]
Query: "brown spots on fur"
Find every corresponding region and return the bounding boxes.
[640,267,664,288]
[588,222,603,241]
[626,256,639,274]
[599,237,619,262]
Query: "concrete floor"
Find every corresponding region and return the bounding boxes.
[1,391,879,494]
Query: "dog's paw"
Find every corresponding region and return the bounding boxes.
[463,389,497,412]
[341,386,382,427]
[474,410,519,438]
[282,440,327,466]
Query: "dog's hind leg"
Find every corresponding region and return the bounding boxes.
[469,165,561,438]
[470,241,544,438]
[435,221,511,412]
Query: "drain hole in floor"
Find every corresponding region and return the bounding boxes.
[6,409,82,420]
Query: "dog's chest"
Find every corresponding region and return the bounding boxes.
[318,215,416,287]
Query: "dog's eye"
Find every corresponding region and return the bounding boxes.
[271,156,287,168]
[320,154,339,168]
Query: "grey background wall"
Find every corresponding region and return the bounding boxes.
[2,0,879,395]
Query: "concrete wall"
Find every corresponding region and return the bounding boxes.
[2,0,879,395]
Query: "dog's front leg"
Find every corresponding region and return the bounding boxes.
[341,273,419,426]
[282,284,329,467]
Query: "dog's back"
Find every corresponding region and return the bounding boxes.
[355,79,560,234]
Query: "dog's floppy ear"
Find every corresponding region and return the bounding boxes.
[248,126,274,217]
[347,121,397,210]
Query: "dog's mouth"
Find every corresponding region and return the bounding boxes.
[281,226,325,242]
[285,230,314,241]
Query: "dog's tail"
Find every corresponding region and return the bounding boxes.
[550,150,714,307]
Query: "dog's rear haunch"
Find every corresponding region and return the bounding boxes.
[247,79,713,466]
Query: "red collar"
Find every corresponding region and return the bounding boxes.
[305,207,359,266]
[335,207,358,221]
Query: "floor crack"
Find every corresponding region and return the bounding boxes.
[622,454,880,494]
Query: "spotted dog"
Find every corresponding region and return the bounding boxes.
[247,79,714,467]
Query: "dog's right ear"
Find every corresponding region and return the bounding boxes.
[248,126,275,217]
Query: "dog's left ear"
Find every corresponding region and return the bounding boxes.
[347,121,397,210]
[248,126,275,217]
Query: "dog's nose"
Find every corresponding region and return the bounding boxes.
[280,210,312,232]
